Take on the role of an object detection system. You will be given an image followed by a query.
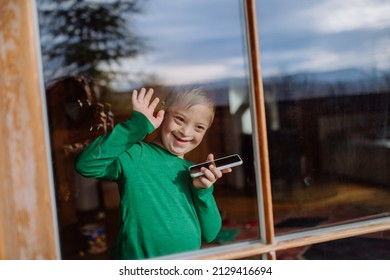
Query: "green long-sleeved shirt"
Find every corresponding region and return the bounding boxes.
[75,111,221,259]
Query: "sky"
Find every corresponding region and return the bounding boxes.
[113,0,247,87]
[110,0,390,88]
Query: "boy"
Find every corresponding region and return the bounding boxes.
[75,87,231,259]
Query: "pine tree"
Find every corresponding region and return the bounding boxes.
[37,0,146,85]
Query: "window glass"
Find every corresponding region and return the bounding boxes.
[275,231,390,259]
[37,0,260,259]
[256,0,390,235]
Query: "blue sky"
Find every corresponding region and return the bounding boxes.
[111,0,390,87]
[257,0,390,76]
[113,0,246,86]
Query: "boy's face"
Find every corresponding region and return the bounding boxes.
[159,104,213,158]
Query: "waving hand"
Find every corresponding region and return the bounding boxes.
[132,88,165,129]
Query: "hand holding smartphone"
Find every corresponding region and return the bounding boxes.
[189,154,243,178]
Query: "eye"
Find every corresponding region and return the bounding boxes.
[195,125,207,132]
[174,116,185,124]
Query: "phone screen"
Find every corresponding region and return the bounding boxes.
[189,154,243,177]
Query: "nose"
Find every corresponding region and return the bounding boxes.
[179,124,193,137]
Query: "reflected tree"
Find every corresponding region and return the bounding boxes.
[37,0,146,85]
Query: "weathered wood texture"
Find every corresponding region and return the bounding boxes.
[0,0,59,259]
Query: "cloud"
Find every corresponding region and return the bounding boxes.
[260,49,341,76]
[259,27,390,77]
[135,0,242,46]
[257,0,390,34]
[301,0,390,33]
[114,0,390,86]
[114,54,246,86]
[122,0,247,85]
[256,0,390,76]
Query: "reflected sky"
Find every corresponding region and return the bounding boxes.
[109,0,390,88]
[257,0,390,77]
[114,0,246,87]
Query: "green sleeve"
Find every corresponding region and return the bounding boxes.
[192,186,222,242]
[75,111,155,181]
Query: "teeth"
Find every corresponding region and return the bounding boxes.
[174,135,189,143]
[171,132,193,144]
[174,134,186,141]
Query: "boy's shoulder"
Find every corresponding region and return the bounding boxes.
[126,141,170,158]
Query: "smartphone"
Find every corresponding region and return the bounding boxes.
[189,154,243,178]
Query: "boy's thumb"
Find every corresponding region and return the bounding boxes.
[157,109,165,120]
[153,110,165,128]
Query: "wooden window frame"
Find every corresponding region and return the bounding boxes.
[0,0,60,259]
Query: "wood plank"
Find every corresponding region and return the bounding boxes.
[192,218,390,259]
[244,0,275,244]
[0,0,59,259]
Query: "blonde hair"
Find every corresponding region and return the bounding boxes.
[164,87,216,123]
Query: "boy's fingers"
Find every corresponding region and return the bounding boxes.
[200,177,212,188]
[195,175,212,189]
[193,154,234,189]
[152,110,165,129]
[144,88,154,103]
[156,110,165,121]
[137,88,146,101]
[201,167,216,181]
[149,97,160,110]
[205,153,215,168]
[131,90,138,103]
[210,165,223,178]
[222,168,232,174]
[206,153,214,162]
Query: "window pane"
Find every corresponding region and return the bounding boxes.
[256,0,390,235]
[276,231,390,260]
[38,0,260,259]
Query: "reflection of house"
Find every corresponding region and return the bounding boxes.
[184,80,390,191]
[268,92,390,187]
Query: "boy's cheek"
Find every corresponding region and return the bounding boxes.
[195,134,206,143]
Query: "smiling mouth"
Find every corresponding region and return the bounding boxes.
[173,134,191,144]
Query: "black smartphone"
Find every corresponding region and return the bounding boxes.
[189,154,243,178]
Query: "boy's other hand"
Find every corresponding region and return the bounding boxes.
[132,88,165,129]
[192,153,232,189]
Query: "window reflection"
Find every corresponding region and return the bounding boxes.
[257,0,390,234]
[38,0,260,259]
[200,83,260,247]
[45,76,115,258]
[275,231,390,260]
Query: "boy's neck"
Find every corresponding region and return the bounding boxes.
[152,139,185,159]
